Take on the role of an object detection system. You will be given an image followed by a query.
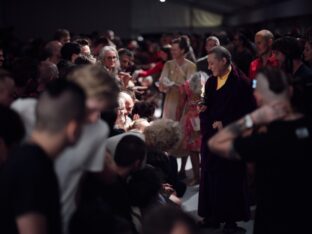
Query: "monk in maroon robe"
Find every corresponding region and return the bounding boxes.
[198,46,256,232]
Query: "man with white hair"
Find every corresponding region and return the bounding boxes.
[196,36,220,75]
[209,67,312,234]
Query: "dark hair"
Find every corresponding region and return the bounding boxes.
[0,105,25,147]
[74,55,94,65]
[132,101,155,121]
[93,36,110,47]
[257,67,290,94]
[54,29,70,41]
[272,36,303,74]
[272,36,302,60]
[208,46,232,66]
[35,79,86,133]
[172,36,190,54]
[160,45,172,60]
[61,43,81,61]
[142,205,198,234]
[74,39,90,46]
[114,135,146,167]
[118,48,133,58]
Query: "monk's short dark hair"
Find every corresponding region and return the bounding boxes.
[208,46,232,66]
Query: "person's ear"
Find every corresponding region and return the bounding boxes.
[222,57,227,66]
[66,120,82,145]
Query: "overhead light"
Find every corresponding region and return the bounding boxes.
[160,0,166,2]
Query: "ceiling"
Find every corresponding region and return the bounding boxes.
[170,0,289,15]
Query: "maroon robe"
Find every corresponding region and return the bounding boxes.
[198,65,256,222]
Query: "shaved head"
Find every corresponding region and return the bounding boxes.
[35,79,86,133]
[256,30,274,41]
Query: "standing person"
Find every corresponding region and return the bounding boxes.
[0,79,86,234]
[198,46,256,232]
[177,72,208,185]
[208,67,312,234]
[196,36,220,75]
[159,36,196,121]
[272,36,312,116]
[249,29,279,80]
[232,32,256,76]
[55,65,119,234]
[54,28,71,45]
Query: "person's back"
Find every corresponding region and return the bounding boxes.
[0,144,62,234]
[235,116,312,234]
[54,65,119,234]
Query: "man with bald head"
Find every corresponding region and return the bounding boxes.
[44,40,63,65]
[208,67,312,234]
[249,30,279,80]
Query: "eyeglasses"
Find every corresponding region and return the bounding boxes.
[105,56,117,60]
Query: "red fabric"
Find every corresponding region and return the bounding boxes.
[249,54,279,80]
[138,62,164,78]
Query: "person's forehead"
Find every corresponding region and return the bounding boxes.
[105,50,116,56]
[255,34,266,42]
[207,53,218,61]
[121,55,131,60]
[207,39,217,45]
[171,43,179,49]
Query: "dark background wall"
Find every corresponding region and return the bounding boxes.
[0,0,311,40]
[0,0,132,39]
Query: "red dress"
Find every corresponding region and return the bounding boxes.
[179,80,201,152]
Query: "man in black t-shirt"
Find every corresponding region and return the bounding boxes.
[208,68,312,234]
[0,79,86,234]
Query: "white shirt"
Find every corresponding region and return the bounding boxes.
[54,120,109,234]
[10,98,37,139]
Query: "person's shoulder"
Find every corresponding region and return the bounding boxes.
[165,60,175,66]
[6,144,50,175]
[250,58,260,66]
[185,59,196,67]
[11,144,46,160]
[84,120,110,139]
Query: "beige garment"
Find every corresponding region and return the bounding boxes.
[160,59,196,121]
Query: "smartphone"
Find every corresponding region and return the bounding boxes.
[252,79,257,89]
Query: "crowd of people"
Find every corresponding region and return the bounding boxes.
[0,26,311,234]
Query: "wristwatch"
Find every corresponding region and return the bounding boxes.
[244,114,254,129]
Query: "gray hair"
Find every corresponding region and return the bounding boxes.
[206,36,220,46]
[144,119,182,152]
[98,46,118,61]
[189,72,209,96]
